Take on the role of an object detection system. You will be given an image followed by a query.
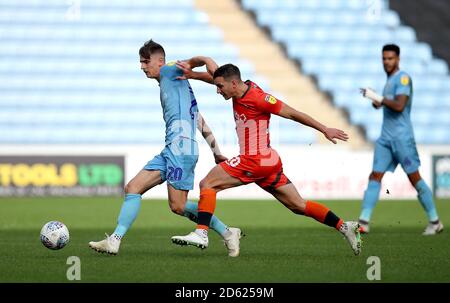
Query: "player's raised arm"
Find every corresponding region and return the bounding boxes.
[176,56,219,84]
[197,112,227,164]
[276,103,349,144]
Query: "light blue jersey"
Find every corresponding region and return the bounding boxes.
[360,68,440,225]
[159,62,199,145]
[143,62,200,190]
[110,59,230,241]
[373,69,420,174]
[380,70,414,140]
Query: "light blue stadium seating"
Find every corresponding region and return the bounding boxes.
[0,0,317,145]
[243,0,450,145]
[270,117,317,145]
[243,0,389,10]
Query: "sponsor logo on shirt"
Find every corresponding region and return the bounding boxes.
[400,75,409,86]
[234,111,247,123]
[264,94,277,104]
[226,156,241,168]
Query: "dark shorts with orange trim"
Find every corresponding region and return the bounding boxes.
[219,149,291,191]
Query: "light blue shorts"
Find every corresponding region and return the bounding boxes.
[372,137,421,174]
[144,139,199,190]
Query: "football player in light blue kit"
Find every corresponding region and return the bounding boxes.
[358,44,443,235]
[89,40,242,256]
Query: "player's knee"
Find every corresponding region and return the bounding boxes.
[124,183,138,194]
[408,171,421,186]
[168,199,185,216]
[199,178,212,190]
[369,172,383,182]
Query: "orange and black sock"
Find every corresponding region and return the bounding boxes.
[304,200,343,230]
[196,189,217,230]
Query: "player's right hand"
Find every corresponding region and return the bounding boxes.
[323,127,349,144]
[176,60,194,80]
[360,87,383,103]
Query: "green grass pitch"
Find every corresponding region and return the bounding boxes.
[0,197,449,282]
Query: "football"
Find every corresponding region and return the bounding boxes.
[40,221,70,250]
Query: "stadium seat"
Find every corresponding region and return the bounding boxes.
[0,0,318,145]
[243,0,450,144]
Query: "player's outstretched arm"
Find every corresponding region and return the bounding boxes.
[176,56,219,84]
[276,103,349,144]
[197,112,227,164]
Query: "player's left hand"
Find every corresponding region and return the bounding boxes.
[214,154,228,164]
[176,60,194,80]
[323,128,349,144]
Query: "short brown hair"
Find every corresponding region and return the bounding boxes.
[382,44,400,56]
[139,39,165,59]
[213,63,241,80]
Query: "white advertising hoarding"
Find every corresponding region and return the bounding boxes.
[127,144,431,200]
[0,143,437,200]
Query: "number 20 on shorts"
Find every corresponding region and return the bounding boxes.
[167,167,183,181]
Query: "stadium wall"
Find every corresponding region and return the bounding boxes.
[1,143,449,200]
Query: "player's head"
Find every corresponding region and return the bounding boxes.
[139,39,166,79]
[382,44,400,74]
[213,64,243,100]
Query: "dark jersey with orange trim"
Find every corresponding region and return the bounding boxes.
[232,80,284,156]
